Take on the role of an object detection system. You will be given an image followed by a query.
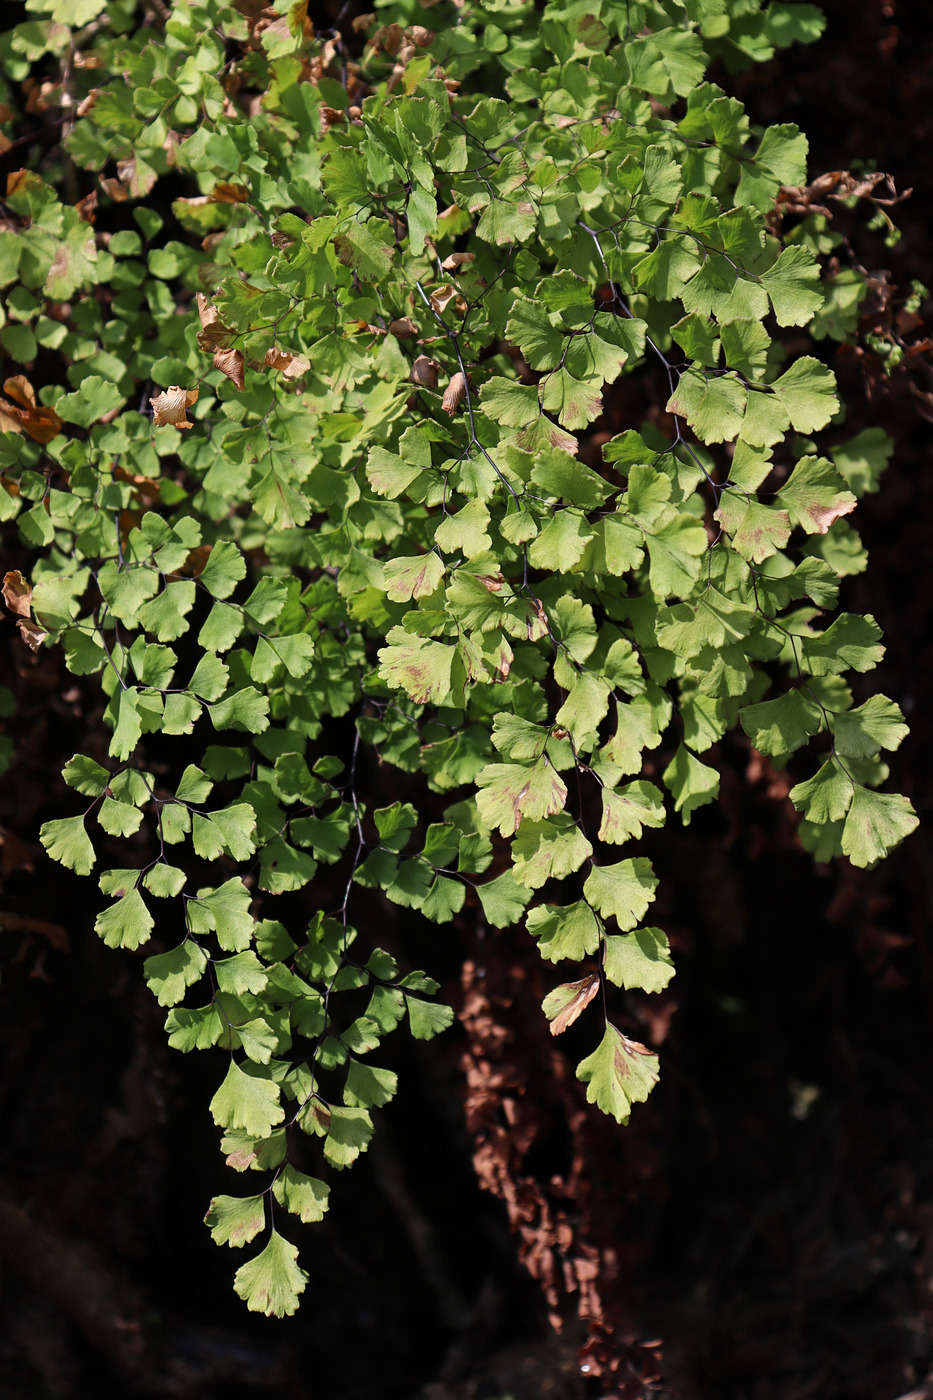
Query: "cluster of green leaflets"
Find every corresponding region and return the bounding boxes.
[0,0,916,1314]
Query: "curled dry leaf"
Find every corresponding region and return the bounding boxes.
[7,170,43,200]
[212,347,246,392]
[429,283,467,317]
[442,371,468,415]
[0,376,63,444]
[74,190,98,224]
[2,570,47,651]
[409,355,440,390]
[441,252,475,272]
[16,618,46,652]
[352,11,375,31]
[409,25,435,45]
[367,22,405,56]
[99,176,129,202]
[150,386,199,430]
[543,975,601,1037]
[2,569,33,618]
[264,347,311,380]
[388,317,418,338]
[210,181,250,204]
[5,376,38,410]
[320,106,346,134]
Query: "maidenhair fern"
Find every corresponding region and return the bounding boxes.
[0,0,915,1316]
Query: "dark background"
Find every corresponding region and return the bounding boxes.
[0,2,932,1397]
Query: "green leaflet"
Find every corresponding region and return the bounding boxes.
[576,1024,660,1125]
[12,0,912,1320]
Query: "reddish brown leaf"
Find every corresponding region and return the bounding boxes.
[0,377,63,443]
[210,181,250,204]
[388,317,418,338]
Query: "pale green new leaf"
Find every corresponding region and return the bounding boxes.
[205,1195,265,1248]
[841,787,919,868]
[832,696,908,758]
[40,815,95,875]
[272,1165,330,1222]
[210,1061,284,1140]
[526,901,601,963]
[583,858,657,931]
[662,745,720,823]
[604,927,675,994]
[233,1230,308,1318]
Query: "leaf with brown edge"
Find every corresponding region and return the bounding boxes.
[150,386,199,429]
[542,974,600,1036]
[442,372,467,415]
[264,347,311,380]
[116,154,156,199]
[6,170,43,200]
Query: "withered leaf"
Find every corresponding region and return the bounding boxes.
[2,569,33,618]
[4,376,37,410]
[0,377,63,443]
[75,190,98,224]
[388,317,418,338]
[2,571,46,651]
[196,293,236,353]
[213,347,246,392]
[409,355,440,390]
[17,618,46,652]
[99,177,129,202]
[76,88,101,118]
[441,252,475,272]
[150,386,199,429]
[264,347,311,380]
[210,182,250,204]
[429,283,466,317]
[442,371,467,415]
